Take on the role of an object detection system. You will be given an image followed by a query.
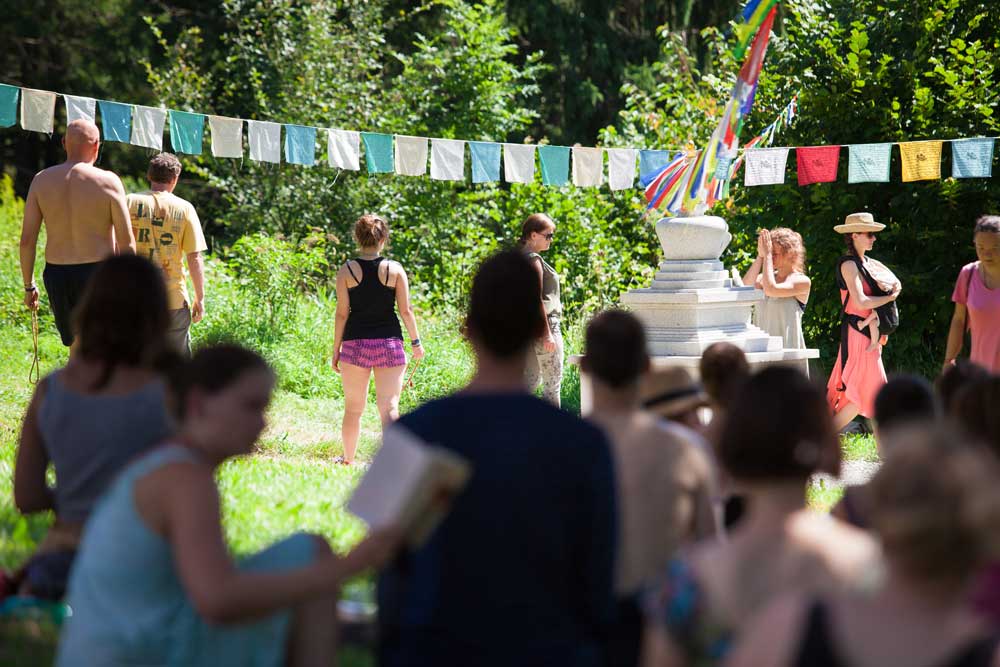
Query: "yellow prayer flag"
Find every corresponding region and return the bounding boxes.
[898,141,943,182]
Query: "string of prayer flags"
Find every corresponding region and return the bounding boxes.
[21,88,57,134]
[644,151,690,211]
[847,143,892,183]
[209,116,244,159]
[248,120,281,163]
[130,106,166,150]
[732,0,781,58]
[361,132,394,174]
[538,145,570,186]
[169,110,206,155]
[744,147,789,186]
[469,141,501,183]
[503,144,535,183]
[0,84,18,128]
[395,135,428,176]
[64,95,96,124]
[796,145,840,185]
[430,139,465,181]
[328,129,360,170]
[284,124,316,166]
[98,100,132,142]
[607,148,638,191]
[899,141,943,182]
[951,138,995,179]
[572,147,604,187]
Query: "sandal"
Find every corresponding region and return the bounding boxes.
[332,456,353,466]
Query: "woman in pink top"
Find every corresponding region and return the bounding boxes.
[944,215,1000,373]
[826,213,902,433]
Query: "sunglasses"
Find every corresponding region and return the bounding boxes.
[540,232,555,240]
[859,232,877,239]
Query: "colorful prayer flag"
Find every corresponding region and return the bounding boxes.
[0,84,18,128]
[469,141,501,183]
[361,132,394,174]
[284,124,316,166]
[796,145,840,185]
[247,120,281,163]
[169,110,206,155]
[733,0,781,58]
[951,138,994,179]
[847,143,892,183]
[899,141,943,182]
[98,100,131,142]
[572,147,603,187]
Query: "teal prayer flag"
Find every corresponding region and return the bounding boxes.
[847,143,892,183]
[98,100,132,143]
[169,110,206,155]
[285,124,317,166]
[0,84,18,128]
[469,141,501,183]
[539,145,570,186]
[361,132,394,173]
[951,138,994,179]
[639,150,674,181]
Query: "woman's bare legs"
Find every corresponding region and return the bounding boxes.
[373,365,407,429]
[287,538,339,667]
[340,363,372,464]
[832,401,861,433]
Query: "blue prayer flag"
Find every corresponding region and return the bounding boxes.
[0,84,18,128]
[469,141,501,183]
[639,150,675,186]
[847,143,892,184]
[98,100,132,143]
[284,124,317,166]
[538,145,570,186]
[169,110,206,155]
[361,132,394,173]
[951,138,994,179]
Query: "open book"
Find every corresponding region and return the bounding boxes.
[348,423,471,548]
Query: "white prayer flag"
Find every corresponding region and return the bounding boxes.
[572,147,604,187]
[21,88,57,134]
[606,148,638,191]
[430,139,465,181]
[130,106,167,150]
[328,129,360,170]
[395,135,428,176]
[744,147,790,186]
[247,120,281,163]
[64,95,96,124]
[503,144,536,183]
[209,116,244,158]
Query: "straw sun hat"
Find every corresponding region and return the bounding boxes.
[834,212,886,234]
[639,366,709,419]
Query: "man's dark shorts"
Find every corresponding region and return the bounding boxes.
[42,262,101,346]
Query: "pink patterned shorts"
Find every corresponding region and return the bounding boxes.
[340,338,406,368]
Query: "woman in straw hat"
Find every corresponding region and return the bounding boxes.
[826,212,902,432]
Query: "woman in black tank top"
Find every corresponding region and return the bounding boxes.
[331,215,423,465]
[727,434,1000,667]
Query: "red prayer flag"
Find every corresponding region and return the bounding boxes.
[796,145,841,185]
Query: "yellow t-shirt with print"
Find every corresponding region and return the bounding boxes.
[127,191,207,310]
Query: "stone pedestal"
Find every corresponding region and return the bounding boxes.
[574,215,818,415]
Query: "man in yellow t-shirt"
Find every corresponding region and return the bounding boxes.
[127,153,207,357]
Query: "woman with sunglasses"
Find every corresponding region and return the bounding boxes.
[519,213,564,406]
[826,213,901,432]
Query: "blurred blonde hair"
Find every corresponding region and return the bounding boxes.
[869,429,1000,585]
[769,227,806,273]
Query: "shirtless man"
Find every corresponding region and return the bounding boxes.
[19,119,135,346]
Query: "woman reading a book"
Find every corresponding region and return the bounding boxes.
[331,213,424,465]
[826,213,901,433]
[57,345,400,667]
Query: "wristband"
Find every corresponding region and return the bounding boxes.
[25,284,37,292]
[411,338,421,347]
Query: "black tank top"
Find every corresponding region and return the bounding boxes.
[794,601,1000,667]
[342,258,403,341]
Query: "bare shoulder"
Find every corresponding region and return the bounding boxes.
[728,591,812,667]
[796,512,881,577]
